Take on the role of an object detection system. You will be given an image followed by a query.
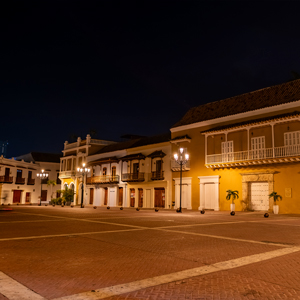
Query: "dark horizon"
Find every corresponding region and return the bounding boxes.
[2,1,300,157]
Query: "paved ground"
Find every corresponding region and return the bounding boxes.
[0,206,300,300]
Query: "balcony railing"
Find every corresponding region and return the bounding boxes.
[151,171,164,180]
[121,172,145,182]
[59,171,76,179]
[206,145,300,166]
[0,176,13,183]
[87,175,119,184]
[27,178,35,185]
[15,177,25,184]
[171,159,190,171]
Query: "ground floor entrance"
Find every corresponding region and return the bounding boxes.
[249,182,269,211]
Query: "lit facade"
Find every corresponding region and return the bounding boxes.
[170,79,300,214]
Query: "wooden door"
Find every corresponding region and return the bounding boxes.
[89,188,94,205]
[119,187,123,206]
[138,189,143,207]
[130,188,135,207]
[154,188,165,208]
[25,192,30,203]
[13,190,21,203]
[41,190,47,202]
[104,188,108,205]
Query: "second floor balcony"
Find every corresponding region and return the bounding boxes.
[206,145,300,168]
[151,171,164,180]
[121,172,145,182]
[59,171,76,179]
[0,176,13,184]
[171,159,190,172]
[15,177,25,184]
[87,175,119,184]
[27,178,35,185]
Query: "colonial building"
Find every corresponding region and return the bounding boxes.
[0,152,61,204]
[171,79,300,214]
[59,133,172,209]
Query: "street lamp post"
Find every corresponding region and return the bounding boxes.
[174,148,189,213]
[36,169,48,206]
[77,163,90,208]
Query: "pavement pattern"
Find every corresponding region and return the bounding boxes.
[0,206,300,300]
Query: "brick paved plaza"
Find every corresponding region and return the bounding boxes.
[1,206,300,300]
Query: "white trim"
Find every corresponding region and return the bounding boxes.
[173,177,192,209]
[198,176,220,211]
[171,100,300,133]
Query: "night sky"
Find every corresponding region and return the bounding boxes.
[2,1,300,157]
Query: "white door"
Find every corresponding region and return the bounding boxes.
[204,183,215,209]
[249,182,269,211]
[251,136,265,159]
[284,131,300,156]
[221,141,234,162]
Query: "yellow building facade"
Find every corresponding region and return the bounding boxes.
[171,79,300,214]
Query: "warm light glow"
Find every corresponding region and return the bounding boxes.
[185,154,189,160]
[82,163,85,167]
[174,153,178,160]
[180,148,184,154]
[37,174,39,177]
[42,169,44,173]
[77,167,80,172]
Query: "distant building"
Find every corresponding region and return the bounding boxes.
[59,133,173,208]
[0,152,61,205]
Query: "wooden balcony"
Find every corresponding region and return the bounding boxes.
[0,176,13,183]
[59,171,76,179]
[151,171,164,180]
[206,145,300,168]
[121,172,145,182]
[15,177,25,184]
[27,178,35,185]
[87,175,119,184]
[171,159,190,172]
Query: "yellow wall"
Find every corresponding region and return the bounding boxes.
[171,118,300,214]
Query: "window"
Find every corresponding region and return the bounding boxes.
[28,171,32,179]
[221,141,234,162]
[56,173,61,184]
[17,169,22,178]
[103,167,107,175]
[284,131,300,156]
[251,136,265,159]
[111,166,116,176]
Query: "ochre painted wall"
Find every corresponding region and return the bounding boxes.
[172,122,300,214]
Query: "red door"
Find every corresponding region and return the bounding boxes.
[41,190,47,202]
[119,187,123,206]
[25,192,31,203]
[138,189,143,207]
[13,190,21,203]
[90,188,94,205]
[154,188,165,208]
[130,188,135,207]
[104,188,108,205]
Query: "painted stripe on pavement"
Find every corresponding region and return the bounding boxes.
[0,271,45,300]
[0,228,144,242]
[53,246,300,300]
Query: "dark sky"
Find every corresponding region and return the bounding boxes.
[2,1,300,157]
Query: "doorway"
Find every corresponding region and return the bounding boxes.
[119,187,123,206]
[13,190,21,203]
[154,188,165,208]
[89,188,94,205]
